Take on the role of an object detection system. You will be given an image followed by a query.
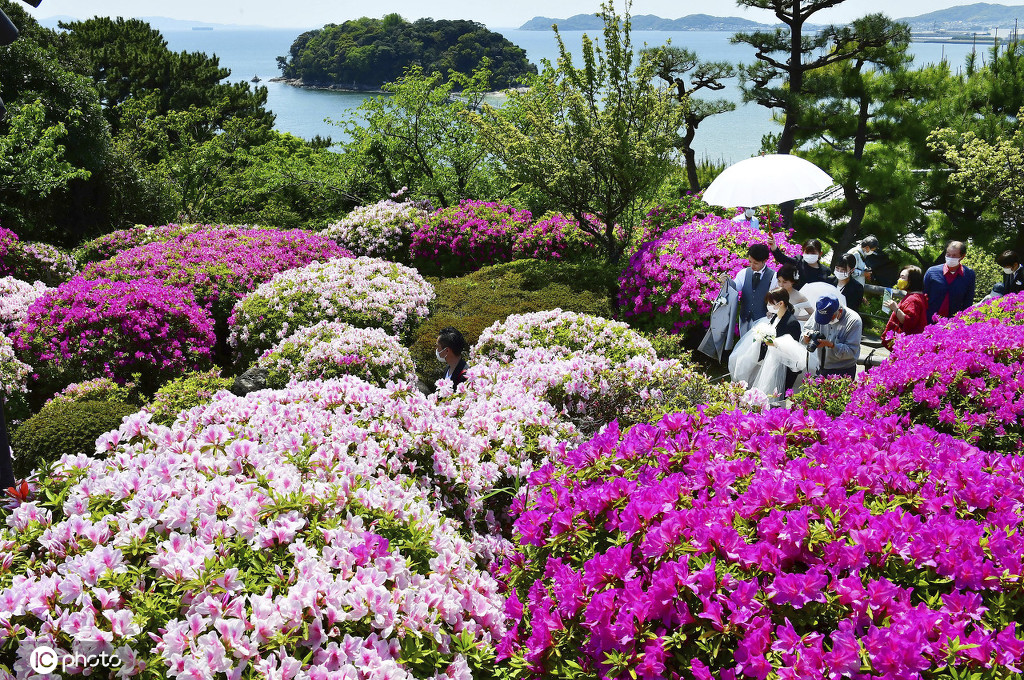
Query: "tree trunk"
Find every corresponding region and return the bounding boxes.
[776,0,802,230]
[682,119,700,192]
[835,85,872,257]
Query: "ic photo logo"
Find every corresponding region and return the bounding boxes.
[28,644,123,675]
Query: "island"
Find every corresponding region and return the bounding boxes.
[275,15,538,91]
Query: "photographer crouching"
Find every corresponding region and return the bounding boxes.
[801,295,863,379]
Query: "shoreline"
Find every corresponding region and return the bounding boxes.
[269,77,523,97]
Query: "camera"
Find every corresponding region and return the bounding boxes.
[805,330,826,352]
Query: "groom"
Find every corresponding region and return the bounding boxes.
[721,243,777,337]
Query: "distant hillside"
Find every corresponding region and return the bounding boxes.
[900,3,1024,31]
[519,13,771,31]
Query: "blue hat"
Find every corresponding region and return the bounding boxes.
[814,296,841,324]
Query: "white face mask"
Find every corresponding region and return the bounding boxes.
[768,304,782,316]
[436,348,447,363]
[835,269,849,280]
[946,256,961,268]
[829,316,841,326]
[803,253,820,264]
[1004,267,1016,275]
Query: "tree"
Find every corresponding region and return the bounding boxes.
[469,1,684,268]
[644,46,735,191]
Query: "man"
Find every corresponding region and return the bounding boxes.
[720,243,777,337]
[731,207,760,231]
[984,250,1024,301]
[801,295,862,378]
[846,235,879,285]
[923,240,976,321]
[436,326,469,390]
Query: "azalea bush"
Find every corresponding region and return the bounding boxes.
[500,408,1024,679]
[787,375,854,418]
[473,310,656,365]
[0,334,30,398]
[955,290,1024,326]
[146,368,234,426]
[12,277,216,396]
[0,381,507,679]
[44,377,141,409]
[411,200,533,276]
[511,213,604,262]
[320,197,432,262]
[75,223,205,264]
[642,193,785,243]
[0,228,76,286]
[849,316,1024,455]
[619,215,798,334]
[228,256,434,364]
[0,277,47,336]
[256,320,417,389]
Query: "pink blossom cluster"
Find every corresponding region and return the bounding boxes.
[82,227,351,323]
[0,380,509,679]
[0,228,77,286]
[44,377,136,408]
[228,256,434,363]
[0,276,47,336]
[954,291,1024,327]
[472,310,656,365]
[13,276,216,392]
[321,198,433,262]
[510,213,606,261]
[256,320,418,389]
[641,192,787,243]
[411,201,534,275]
[0,333,30,396]
[500,408,1024,679]
[849,314,1024,454]
[618,215,798,333]
[75,223,205,263]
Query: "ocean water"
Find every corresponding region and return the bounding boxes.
[162,28,983,164]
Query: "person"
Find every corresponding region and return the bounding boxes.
[827,253,864,313]
[772,238,827,288]
[732,207,761,231]
[762,287,804,392]
[728,287,805,398]
[923,240,976,321]
[436,326,469,389]
[800,295,862,378]
[983,250,1024,301]
[882,265,928,350]
[846,235,878,285]
[720,243,777,337]
[776,264,813,322]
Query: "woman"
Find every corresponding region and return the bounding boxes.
[777,264,813,322]
[772,238,827,288]
[828,253,865,313]
[882,266,928,350]
[729,287,806,399]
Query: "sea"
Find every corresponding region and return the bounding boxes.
[161,28,984,164]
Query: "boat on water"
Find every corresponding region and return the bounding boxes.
[251,75,261,83]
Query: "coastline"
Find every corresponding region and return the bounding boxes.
[269,77,526,97]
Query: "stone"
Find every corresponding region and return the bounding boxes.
[232,367,269,396]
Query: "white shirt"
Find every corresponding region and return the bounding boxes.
[732,214,761,231]
[733,267,778,292]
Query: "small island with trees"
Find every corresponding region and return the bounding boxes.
[275,14,538,91]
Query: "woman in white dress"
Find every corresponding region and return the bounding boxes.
[729,288,807,400]
[777,264,813,322]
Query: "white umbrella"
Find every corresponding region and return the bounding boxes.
[702,154,835,208]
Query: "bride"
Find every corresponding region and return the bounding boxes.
[729,287,808,399]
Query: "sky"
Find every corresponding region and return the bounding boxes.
[22,0,1023,30]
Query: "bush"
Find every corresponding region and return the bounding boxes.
[408,260,615,384]
[849,318,1024,455]
[0,333,30,398]
[73,223,204,264]
[411,200,533,276]
[256,320,417,389]
[619,215,799,334]
[0,276,47,336]
[45,377,141,409]
[787,374,854,417]
[962,245,1004,304]
[641,193,784,243]
[511,212,603,262]
[0,227,77,285]
[955,290,1024,326]
[13,277,216,396]
[320,197,432,262]
[228,256,433,365]
[9,399,138,477]
[146,368,233,426]
[500,408,1024,679]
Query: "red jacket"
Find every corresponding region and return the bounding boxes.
[882,292,928,350]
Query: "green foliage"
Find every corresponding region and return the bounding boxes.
[10,400,139,477]
[46,377,143,410]
[470,2,685,266]
[147,369,233,426]
[962,245,1006,304]
[277,16,536,89]
[409,259,615,384]
[788,375,854,418]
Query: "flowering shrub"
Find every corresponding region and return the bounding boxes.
[787,375,854,417]
[75,223,204,263]
[473,310,656,365]
[0,228,77,286]
[13,277,216,394]
[44,377,140,409]
[0,381,507,679]
[0,333,30,397]
[618,215,798,334]
[228,256,434,364]
[642,193,785,243]
[411,200,533,275]
[256,320,418,389]
[955,290,1024,326]
[82,227,349,325]
[500,408,1024,679]
[0,276,47,336]
[146,368,234,426]
[511,213,604,262]
[320,197,432,262]
[849,318,1024,455]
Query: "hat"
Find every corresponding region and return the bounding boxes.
[814,296,841,324]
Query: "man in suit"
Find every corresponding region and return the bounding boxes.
[436,326,469,390]
[923,240,976,321]
[720,243,777,337]
[984,250,1024,301]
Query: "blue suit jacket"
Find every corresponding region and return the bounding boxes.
[923,265,976,320]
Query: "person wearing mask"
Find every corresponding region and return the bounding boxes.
[846,235,878,285]
[772,238,827,288]
[983,250,1024,301]
[728,287,804,398]
[800,295,862,379]
[776,264,812,321]
[719,243,777,337]
[732,207,761,231]
[436,326,469,390]
[882,265,928,350]
[827,253,864,313]
[762,287,804,392]
[923,240,976,321]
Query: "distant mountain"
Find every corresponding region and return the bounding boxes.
[899,3,1024,31]
[519,13,772,31]
[36,15,297,32]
